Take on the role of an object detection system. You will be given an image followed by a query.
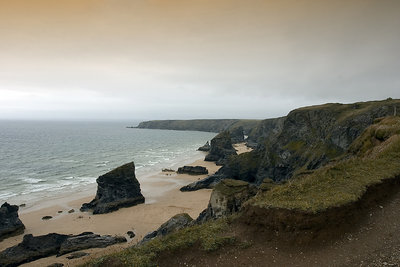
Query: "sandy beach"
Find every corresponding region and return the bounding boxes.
[0,144,251,266]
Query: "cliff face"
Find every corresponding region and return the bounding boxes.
[136,119,260,134]
[226,99,400,183]
[181,99,400,191]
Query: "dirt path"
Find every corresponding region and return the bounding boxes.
[159,185,400,266]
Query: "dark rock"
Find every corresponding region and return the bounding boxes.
[205,131,237,165]
[246,117,286,146]
[66,252,89,259]
[180,173,224,192]
[230,126,245,143]
[0,233,69,266]
[0,232,126,266]
[68,209,75,214]
[196,179,257,224]
[58,233,127,256]
[80,162,145,214]
[42,216,53,220]
[58,211,63,214]
[140,230,157,244]
[127,231,135,238]
[47,263,64,267]
[139,213,193,245]
[162,168,175,173]
[177,166,208,175]
[19,204,26,208]
[0,202,25,240]
[197,141,211,152]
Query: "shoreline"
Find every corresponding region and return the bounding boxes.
[8,149,210,214]
[0,149,225,266]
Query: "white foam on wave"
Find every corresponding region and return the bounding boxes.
[21,177,45,184]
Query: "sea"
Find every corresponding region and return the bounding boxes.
[0,120,216,206]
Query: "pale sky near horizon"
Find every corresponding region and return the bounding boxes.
[0,0,399,121]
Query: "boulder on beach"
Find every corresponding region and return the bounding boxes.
[58,232,127,256]
[80,162,145,214]
[0,232,126,266]
[177,166,208,175]
[0,202,25,240]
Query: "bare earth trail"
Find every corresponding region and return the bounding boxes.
[160,184,400,266]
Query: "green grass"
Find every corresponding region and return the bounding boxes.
[82,218,235,267]
[214,179,250,196]
[285,140,306,152]
[250,116,400,213]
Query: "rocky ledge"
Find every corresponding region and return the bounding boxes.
[0,202,25,241]
[0,232,126,266]
[139,213,193,245]
[196,179,257,223]
[81,162,145,214]
[177,166,208,175]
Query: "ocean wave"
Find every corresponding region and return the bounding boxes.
[21,177,45,184]
[0,192,17,200]
[95,161,110,165]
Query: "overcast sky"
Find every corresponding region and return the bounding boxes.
[1,0,399,121]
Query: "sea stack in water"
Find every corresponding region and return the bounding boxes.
[81,162,145,214]
[0,202,25,240]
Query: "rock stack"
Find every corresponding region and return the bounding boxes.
[0,202,25,240]
[81,162,145,214]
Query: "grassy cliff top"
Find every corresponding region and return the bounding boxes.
[250,116,400,213]
[295,98,400,122]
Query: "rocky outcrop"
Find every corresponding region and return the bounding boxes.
[197,141,211,152]
[80,162,145,214]
[205,131,237,165]
[177,166,208,175]
[196,179,257,223]
[58,232,126,255]
[0,202,25,240]
[230,126,245,143]
[0,232,126,266]
[140,213,193,245]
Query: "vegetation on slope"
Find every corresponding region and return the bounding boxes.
[250,116,400,213]
[83,219,235,267]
